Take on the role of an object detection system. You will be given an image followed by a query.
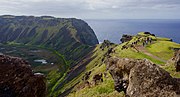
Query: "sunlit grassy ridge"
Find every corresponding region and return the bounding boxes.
[66,32,180,97]
[3,31,179,97]
[113,44,165,65]
[67,44,125,97]
[146,41,180,60]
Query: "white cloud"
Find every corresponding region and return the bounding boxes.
[0,0,179,19]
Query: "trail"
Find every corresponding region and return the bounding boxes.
[135,45,167,63]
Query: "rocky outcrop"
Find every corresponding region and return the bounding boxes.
[120,34,133,43]
[100,40,114,49]
[0,55,46,97]
[173,50,180,72]
[82,71,91,81]
[106,57,180,97]
[93,73,103,85]
[144,32,155,36]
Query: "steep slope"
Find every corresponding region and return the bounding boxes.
[0,15,99,97]
[0,15,98,64]
[67,32,180,97]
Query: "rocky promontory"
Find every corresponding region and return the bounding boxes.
[0,55,46,97]
[106,57,180,97]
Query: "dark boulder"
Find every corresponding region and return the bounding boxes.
[0,55,46,97]
[120,34,133,43]
[82,71,91,81]
[106,57,180,97]
[144,32,156,36]
[93,73,103,85]
[100,40,114,50]
[144,32,151,34]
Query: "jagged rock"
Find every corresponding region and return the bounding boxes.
[100,40,114,50]
[144,32,156,36]
[120,34,133,43]
[0,55,46,97]
[173,50,180,72]
[144,32,151,34]
[82,71,91,81]
[106,57,180,97]
[93,73,103,85]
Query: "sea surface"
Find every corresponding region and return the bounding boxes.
[85,19,180,44]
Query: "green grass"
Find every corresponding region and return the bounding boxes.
[156,37,172,41]
[1,43,70,97]
[113,45,165,65]
[162,61,180,78]
[6,32,180,97]
[66,34,179,97]
[64,44,125,97]
[68,65,124,97]
[47,70,64,93]
[146,41,180,60]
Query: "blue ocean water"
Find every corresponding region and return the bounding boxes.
[85,19,180,44]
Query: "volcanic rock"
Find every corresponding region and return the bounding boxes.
[0,55,46,97]
[120,34,133,43]
[106,57,180,97]
[173,50,180,72]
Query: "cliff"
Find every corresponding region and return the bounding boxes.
[0,15,98,46]
[0,15,98,64]
[1,16,180,97]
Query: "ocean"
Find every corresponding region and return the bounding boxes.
[85,19,180,44]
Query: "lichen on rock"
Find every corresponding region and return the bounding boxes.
[106,57,180,97]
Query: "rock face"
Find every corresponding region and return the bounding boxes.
[100,40,114,50]
[0,55,46,97]
[93,73,103,85]
[120,34,133,43]
[106,57,180,97]
[173,50,180,72]
[144,32,155,36]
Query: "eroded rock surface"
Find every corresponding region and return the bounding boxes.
[0,55,46,97]
[120,34,133,43]
[173,50,180,72]
[106,57,180,97]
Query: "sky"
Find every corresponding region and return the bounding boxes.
[0,0,180,19]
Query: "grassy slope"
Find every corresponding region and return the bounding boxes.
[0,43,70,97]
[67,44,124,97]
[3,32,179,97]
[146,41,180,60]
[67,33,180,97]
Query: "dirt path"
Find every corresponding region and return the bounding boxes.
[135,45,167,63]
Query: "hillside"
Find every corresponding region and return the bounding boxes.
[0,15,99,97]
[0,15,180,97]
[66,32,180,97]
[0,15,98,65]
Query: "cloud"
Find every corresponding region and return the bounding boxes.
[0,0,180,19]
